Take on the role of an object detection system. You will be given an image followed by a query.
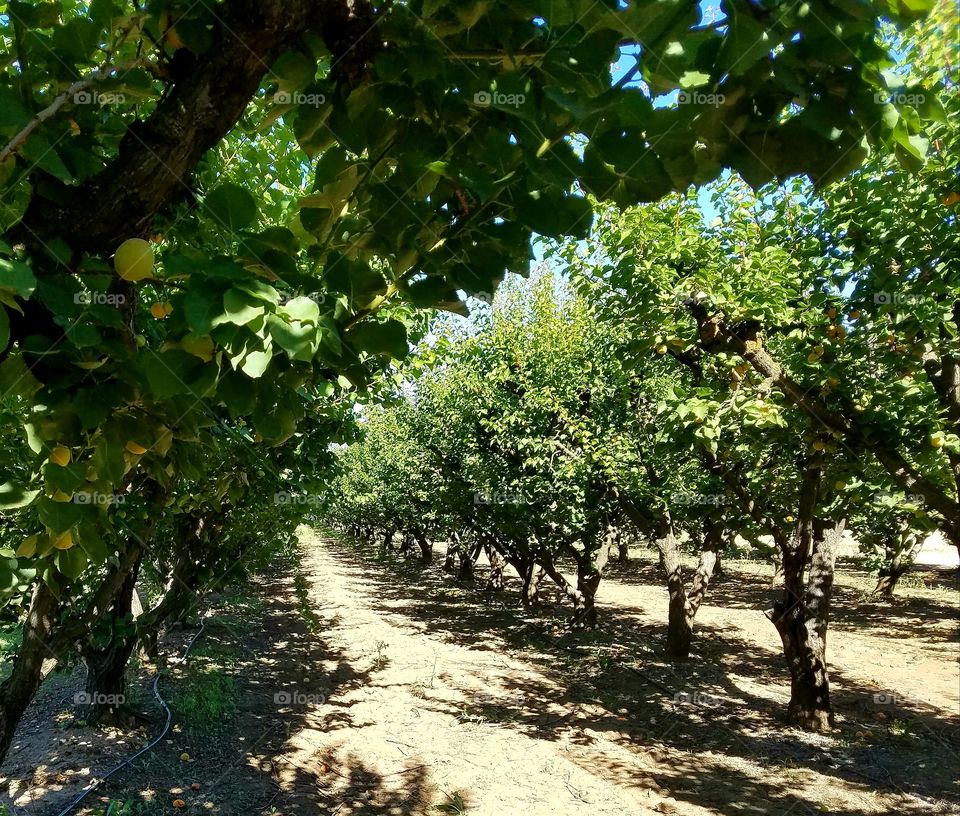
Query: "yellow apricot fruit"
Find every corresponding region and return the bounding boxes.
[160,11,186,50]
[49,445,72,467]
[931,435,945,449]
[114,238,154,282]
[125,440,149,455]
[52,530,74,550]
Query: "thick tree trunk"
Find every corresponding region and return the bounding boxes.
[461,542,481,580]
[78,557,142,723]
[539,554,587,623]
[485,544,505,591]
[573,538,609,629]
[655,518,691,659]
[443,538,459,573]
[380,529,394,554]
[0,583,60,763]
[658,517,722,659]
[520,564,546,607]
[415,532,432,563]
[768,482,843,732]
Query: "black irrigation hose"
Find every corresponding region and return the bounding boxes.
[55,617,209,816]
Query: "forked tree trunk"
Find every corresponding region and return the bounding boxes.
[78,556,143,723]
[443,537,460,573]
[767,455,843,732]
[657,516,721,660]
[380,529,394,554]
[520,564,546,607]
[461,542,481,580]
[539,554,589,625]
[573,537,611,629]
[485,544,505,591]
[415,532,432,563]
[0,583,60,763]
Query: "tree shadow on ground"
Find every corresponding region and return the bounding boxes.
[2,552,459,816]
[609,550,959,644]
[316,530,959,816]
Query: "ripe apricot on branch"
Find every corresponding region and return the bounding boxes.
[52,530,74,550]
[159,11,185,50]
[49,445,71,466]
[151,301,174,319]
[115,238,154,282]
[125,440,149,455]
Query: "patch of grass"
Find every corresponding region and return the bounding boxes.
[373,639,389,670]
[211,591,265,635]
[293,563,321,633]
[168,666,238,728]
[436,791,468,814]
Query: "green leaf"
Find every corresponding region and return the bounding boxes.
[279,296,321,325]
[0,482,39,511]
[204,183,258,231]
[240,349,272,378]
[221,288,266,326]
[55,547,87,581]
[514,190,593,239]
[347,319,408,359]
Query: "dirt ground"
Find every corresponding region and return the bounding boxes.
[1,527,957,815]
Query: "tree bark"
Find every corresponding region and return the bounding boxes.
[539,554,587,624]
[0,582,60,763]
[485,543,505,591]
[766,456,842,731]
[655,517,720,659]
[78,556,142,723]
[16,0,355,257]
[415,532,432,563]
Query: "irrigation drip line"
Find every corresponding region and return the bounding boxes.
[55,616,209,816]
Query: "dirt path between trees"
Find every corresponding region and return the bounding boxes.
[286,530,662,815]
[280,529,959,815]
[3,527,957,815]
